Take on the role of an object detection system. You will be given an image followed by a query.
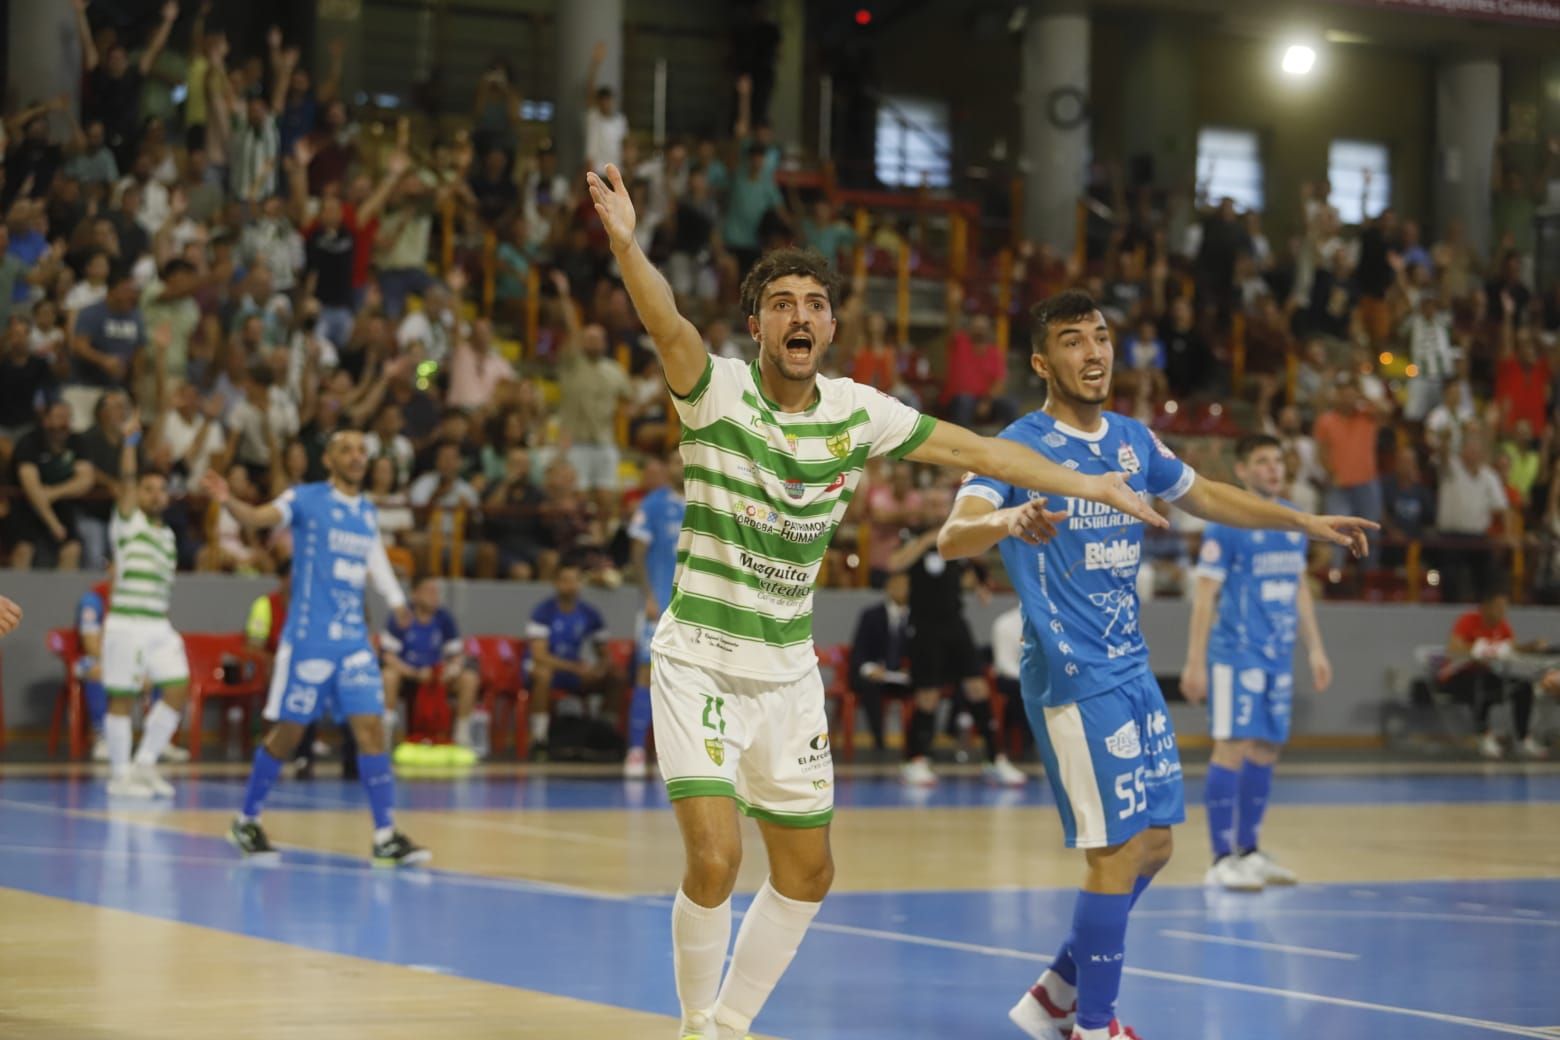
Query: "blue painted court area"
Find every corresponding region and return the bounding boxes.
[3,769,1559,814]
[1,774,1557,1039]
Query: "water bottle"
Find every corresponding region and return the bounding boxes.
[468,709,491,754]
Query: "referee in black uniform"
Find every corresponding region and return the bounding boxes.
[886,487,1025,787]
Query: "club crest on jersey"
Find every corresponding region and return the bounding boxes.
[785,433,800,454]
[1117,445,1141,474]
[826,431,851,459]
[704,738,725,766]
[784,478,805,499]
[1043,432,1067,448]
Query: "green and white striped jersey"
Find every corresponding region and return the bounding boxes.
[652,355,936,681]
[109,508,178,619]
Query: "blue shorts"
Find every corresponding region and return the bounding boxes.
[1023,671,1185,849]
[1208,659,1292,744]
[263,639,385,724]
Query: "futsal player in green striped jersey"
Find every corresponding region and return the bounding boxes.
[586,164,1160,1040]
[101,413,190,799]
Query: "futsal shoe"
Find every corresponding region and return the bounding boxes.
[624,746,649,779]
[984,754,1028,787]
[133,763,175,798]
[372,831,432,868]
[159,743,191,763]
[1518,736,1550,759]
[1204,854,1264,892]
[1240,849,1298,885]
[91,735,109,762]
[1008,983,1076,1039]
[1478,732,1504,759]
[227,818,281,861]
[107,772,155,799]
[900,757,937,786]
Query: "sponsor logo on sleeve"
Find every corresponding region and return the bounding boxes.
[1199,539,1221,564]
[1150,432,1175,459]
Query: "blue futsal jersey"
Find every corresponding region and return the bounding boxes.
[264,483,400,725]
[382,607,460,671]
[274,483,386,647]
[1195,515,1307,671]
[958,411,1196,706]
[629,486,687,613]
[958,410,1195,848]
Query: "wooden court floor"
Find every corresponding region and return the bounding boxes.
[1,762,1557,1039]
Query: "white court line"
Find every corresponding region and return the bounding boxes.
[1157,928,1359,961]
[799,919,1555,1039]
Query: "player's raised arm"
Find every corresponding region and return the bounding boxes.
[936,495,1066,561]
[586,164,708,396]
[116,415,143,519]
[907,419,1167,530]
[201,469,285,530]
[1174,477,1377,557]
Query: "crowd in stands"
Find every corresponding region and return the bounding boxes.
[2,4,1558,608]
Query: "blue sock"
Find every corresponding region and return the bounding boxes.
[1205,762,1240,860]
[84,680,108,733]
[357,752,396,831]
[1236,760,1274,854]
[1071,890,1133,1030]
[627,684,652,751]
[241,747,284,819]
[1048,874,1153,987]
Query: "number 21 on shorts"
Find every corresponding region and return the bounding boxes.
[701,695,726,734]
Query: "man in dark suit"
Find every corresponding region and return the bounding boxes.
[849,571,913,754]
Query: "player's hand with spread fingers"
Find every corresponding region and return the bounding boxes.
[1091,471,1169,529]
[585,164,636,253]
[0,595,23,638]
[1299,514,1379,557]
[1004,499,1068,545]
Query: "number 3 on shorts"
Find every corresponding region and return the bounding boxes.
[701,694,726,734]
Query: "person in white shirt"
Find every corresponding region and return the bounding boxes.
[156,383,229,483]
[396,283,461,365]
[1423,381,1469,454]
[583,41,627,174]
[1402,289,1456,421]
[1435,431,1517,603]
[228,363,301,472]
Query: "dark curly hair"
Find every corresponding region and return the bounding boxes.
[738,247,843,318]
[1029,290,1102,356]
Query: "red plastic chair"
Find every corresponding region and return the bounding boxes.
[466,634,526,756]
[46,628,90,759]
[815,644,858,762]
[181,633,269,760]
[406,677,453,743]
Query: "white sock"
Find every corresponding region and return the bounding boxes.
[711,879,821,1036]
[134,701,182,766]
[106,714,132,776]
[373,826,395,845]
[530,712,550,744]
[672,888,732,1032]
[454,715,474,749]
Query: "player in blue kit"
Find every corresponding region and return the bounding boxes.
[937,291,1374,1040]
[1180,434,1332,891]
[625,452,686,778]
[203,431,430,867]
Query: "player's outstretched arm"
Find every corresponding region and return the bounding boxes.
[907,420,1168,529]
[937,495,1068,560]
[201,470,285,530]
[116,414,143,519]
[1175,478,1378,557]
[0,595,23,638]
[585,164,707,397]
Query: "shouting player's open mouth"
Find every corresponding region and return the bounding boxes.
[1080,364,1108,388]
[785,332,814,362]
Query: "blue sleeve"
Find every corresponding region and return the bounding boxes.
[526,601,551,641]
[1141,426,1196,502]
[585,604,605,639]
[1194,524,1238,582]
[439,609,459,642]
[75,305,104,343]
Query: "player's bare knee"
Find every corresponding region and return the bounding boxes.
[1210,738,1247,767]
[775,850,834,902]
[159,684,190,710]
[264,721,306,759]
[1248,739,1281,765]
[348,713,387,755]
[1137,827,1174,876]
[684,841,742,900]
